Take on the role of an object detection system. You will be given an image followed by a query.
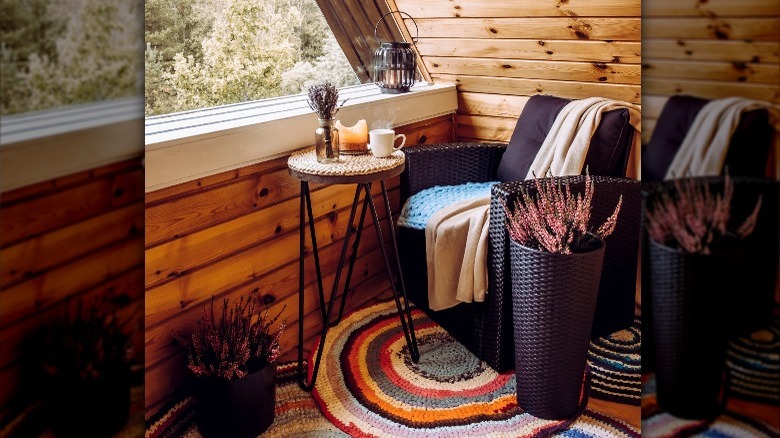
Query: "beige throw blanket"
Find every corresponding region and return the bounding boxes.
[665,97,780,179]
[526,97,642,180]
[425,197,491,311]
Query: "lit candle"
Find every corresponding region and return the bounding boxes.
[335,119,368,153]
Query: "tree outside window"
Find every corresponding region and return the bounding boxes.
[144,0,360,116]
[1,0,143,116]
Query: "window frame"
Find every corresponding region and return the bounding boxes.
[0,97,144,193]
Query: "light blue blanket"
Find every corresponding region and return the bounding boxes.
[398,181,498,230]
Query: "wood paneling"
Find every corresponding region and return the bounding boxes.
[643,18,779,40]
[396,0,641,143]
[411,18,641,41]
[143,115,454,417]
[643,78,780,102]
[642,39,779,63]
[416,39,642,63]
[426,57,641,84]
[457,115,517,143]
[399,0,640,18]
[457,93,530,119]
[0,158,144,411]
[643,0,780,17]
[642,59,779,84]
[435,75,642,104]
[642,0,780,142]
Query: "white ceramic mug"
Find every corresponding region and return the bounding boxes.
[368,129,406,157]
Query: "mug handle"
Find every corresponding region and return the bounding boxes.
[393,134,406,151]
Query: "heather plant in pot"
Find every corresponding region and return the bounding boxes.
[503,174,621,420]
[175,293,285,438]
[32,294,137,437]
[645,176,761,419]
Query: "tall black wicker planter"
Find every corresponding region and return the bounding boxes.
[194,361,276,438]
[510,237,605,420]
[649,239,741,419]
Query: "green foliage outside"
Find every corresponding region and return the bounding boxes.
[144,0,360,116]
[1,0,143,116]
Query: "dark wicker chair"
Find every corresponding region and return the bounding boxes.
[398,142,641,372]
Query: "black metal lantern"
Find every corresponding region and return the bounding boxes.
[373,11,418,94]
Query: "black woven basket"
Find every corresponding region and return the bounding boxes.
[648,238,742,419]
[510,237,604,420]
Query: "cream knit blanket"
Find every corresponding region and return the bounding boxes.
[665,97,780,179]
[425,197,491,311]
[527,97,642,180]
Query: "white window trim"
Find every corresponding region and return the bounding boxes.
[0,97,144,193]
[144,82,457,192]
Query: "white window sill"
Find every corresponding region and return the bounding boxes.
[144,82,457,192]
[0,97,144,192]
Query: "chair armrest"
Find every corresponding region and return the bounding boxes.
[401,142,506,200]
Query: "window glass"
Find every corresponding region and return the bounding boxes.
[0,0,143,116]
[144,0,360,117]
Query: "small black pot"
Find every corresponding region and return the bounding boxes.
[649,239,742,419]
[510,237,605,420]
[194,362,276,438]
[50,369,131,437]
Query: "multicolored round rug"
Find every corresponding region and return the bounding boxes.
[587,319,641,406]
[310,300,639,437]
[725,317,779,405]
[641,374,779,438]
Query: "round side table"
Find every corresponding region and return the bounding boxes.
[287,148,419,391]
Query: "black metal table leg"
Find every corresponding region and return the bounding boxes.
[298,183,363,391]
[380,181,420,362]
[331,183,370,327]
[365,182,420,363]
[303,182,327,325]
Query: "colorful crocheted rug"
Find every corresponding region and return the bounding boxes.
[641,374,779,438]
[309,300,639,437]
[725,316,779,405]
[587,319,642,406]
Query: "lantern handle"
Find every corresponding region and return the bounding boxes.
[374,11,418,45]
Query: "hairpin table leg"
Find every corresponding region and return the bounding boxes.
[298,183,363,391]
[366,182,419,363]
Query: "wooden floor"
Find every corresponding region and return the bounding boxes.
[279,288,641,430]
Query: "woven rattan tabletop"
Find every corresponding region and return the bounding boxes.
[287,147,405,184]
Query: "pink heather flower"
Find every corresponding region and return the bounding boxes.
[646,176,761,254]
[503,173,621,254]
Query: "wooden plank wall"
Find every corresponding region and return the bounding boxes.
[0,158,145,414]
[143,114,454,417]
[642,0,780,143]
[393,0,642,142]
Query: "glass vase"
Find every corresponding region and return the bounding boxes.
[315,118,339,163]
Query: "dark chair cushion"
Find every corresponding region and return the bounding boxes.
[724,108,774,178]
[498,96,637,182]
[583,108,635,177]
[642,95,710,181]
[497,95,570,182]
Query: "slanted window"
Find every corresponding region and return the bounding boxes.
[144,0,362,116]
